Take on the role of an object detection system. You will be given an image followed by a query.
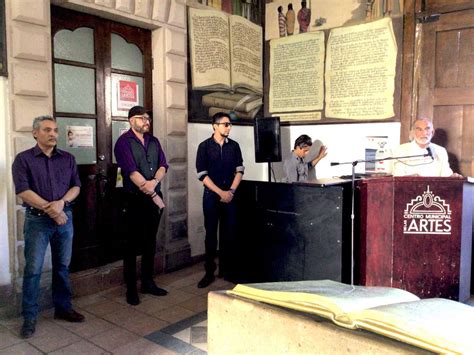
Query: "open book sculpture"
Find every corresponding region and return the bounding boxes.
[228,280,474,354]
[188,7,263,94]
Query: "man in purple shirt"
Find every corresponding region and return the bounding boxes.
[12,115,84,339]
[114,106,168,305]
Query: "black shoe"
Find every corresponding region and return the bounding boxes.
[197,274,215,288]
[20,319,36,339]
[126,289,140,305]
[140,281,168,297]
[54,309,85,323]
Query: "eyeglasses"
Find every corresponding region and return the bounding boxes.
[216,122,232,127]
[133,115,152,123]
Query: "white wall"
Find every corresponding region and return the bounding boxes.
[187,121,401,257]
[0,77,12,286]
[279,122,401,179]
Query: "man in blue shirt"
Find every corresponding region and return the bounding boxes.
[12,115,84,339]
[195,112,244,288]
[114,106,168,305]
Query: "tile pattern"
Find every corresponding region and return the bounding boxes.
[0,262,235,354]
[146,311,207,353]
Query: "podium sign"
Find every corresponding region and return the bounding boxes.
[358,177,472,301]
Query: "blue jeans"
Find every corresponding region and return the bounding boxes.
[22,209,74,320]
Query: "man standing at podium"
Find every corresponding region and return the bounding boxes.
[283,134,327,183]
[392,118,462,177]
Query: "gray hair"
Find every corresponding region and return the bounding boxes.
[32,115,55,130]
[409,117,434,141]
[412,117,433,129]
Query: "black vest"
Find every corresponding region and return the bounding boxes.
[125,137,161,193]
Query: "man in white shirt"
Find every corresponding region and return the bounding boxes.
[392,118,462,177]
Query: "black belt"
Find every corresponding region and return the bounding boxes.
[26,207,46,216]
[26,206,72,216]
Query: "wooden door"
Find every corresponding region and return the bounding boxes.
[416,6,474,176]
[51,7,152,271]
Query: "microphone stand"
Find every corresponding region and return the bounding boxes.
[331,152,431,286]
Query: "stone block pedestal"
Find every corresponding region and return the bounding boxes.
[208,291,430,354]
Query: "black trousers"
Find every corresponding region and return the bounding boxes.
[202,188,237,277]
[123,191,162,288]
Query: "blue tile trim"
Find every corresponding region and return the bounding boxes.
[145,311,208,354]
[145,331,206,354]
[160,311,207,335]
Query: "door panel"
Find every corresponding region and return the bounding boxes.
[52,6,152,271]
[425,0,474,13]
[431,105,464,174]
[435,28,474,88]
[417,9,474,176]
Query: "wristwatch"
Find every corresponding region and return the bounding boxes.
[230,188,236,194]
[62,199,71,207]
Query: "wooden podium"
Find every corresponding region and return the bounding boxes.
[358,177,473,301]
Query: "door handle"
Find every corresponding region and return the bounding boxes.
[96,172,108,198]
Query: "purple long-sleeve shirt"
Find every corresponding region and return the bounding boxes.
[12,145,81,206]
[114,129,168,193]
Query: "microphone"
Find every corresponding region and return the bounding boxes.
[330,162,340,166]
[426,147,434,160]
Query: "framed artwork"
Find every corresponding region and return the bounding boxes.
[264,14,403,125]
[187,4,264,125]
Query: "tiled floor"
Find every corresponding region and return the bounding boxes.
[0,262,235,354]
[3,263,474,355]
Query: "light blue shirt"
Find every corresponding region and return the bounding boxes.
[283,153,311,183]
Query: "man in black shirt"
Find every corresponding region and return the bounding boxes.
[195,112,244,288]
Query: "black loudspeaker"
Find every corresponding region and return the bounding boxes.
[254,117,282,163]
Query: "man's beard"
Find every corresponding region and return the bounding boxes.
[134,124,149,134]
[415,136,431,145]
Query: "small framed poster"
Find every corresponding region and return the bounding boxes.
[117,80,138,111]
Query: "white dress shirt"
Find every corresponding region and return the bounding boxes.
[392,141,453,177]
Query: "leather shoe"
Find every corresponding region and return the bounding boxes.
[126,289,140,305]
[141,281,168,296]
[197,274,215,288]
[54,309,85,323]
[20,319,36,338]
